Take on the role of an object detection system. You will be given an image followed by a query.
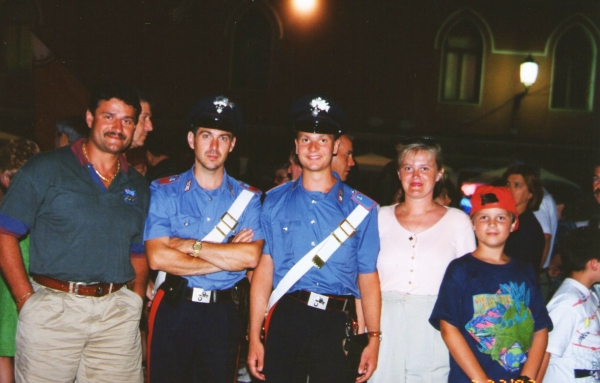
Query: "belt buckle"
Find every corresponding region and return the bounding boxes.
[73,282,87,298]
[332,219,356,244]
[216,212,238,237]
[191,287,211,304]
[307,292,329,310]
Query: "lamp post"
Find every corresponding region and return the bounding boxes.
[511,54,539,135]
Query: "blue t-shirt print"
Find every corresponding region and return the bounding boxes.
[466,282,535,373]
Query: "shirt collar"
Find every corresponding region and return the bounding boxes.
[564,278,594,296]
[183,166,234,196]
[293,171,345,204]
[71,138,130,174]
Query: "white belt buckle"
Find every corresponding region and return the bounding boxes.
[307,292,329,310]
[191,288,212,304]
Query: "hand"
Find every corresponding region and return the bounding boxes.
[247,338,266,381]
[168,237,193,253]
[16,291,34,314]
[231,228,254,243]
[146,279,155,300]
[356,339,379,382]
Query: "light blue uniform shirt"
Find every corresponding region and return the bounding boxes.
[144,167,263,290]
[261,175,379,297]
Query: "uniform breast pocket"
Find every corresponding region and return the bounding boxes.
[171,215,202,239]
[271,220,301,267]
[326,236,357,273]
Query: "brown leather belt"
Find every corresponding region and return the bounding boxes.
[286,290,353,312]
[32,274,125,297]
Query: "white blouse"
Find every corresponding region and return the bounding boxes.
[377,205,476,295]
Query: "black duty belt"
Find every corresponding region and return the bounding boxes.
[184,287,234,304]
[286,290,353,312]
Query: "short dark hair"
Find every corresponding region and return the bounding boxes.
[502,164,543,211]
[87,82,141,124]
[136,88,151,105]
[560,226,600,274]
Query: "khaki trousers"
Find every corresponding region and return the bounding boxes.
[15,282,143,383]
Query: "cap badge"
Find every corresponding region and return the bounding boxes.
[213,96,233,114]
[310,97,330,117]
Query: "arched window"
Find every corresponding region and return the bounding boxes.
[231,6,272,90]
[440,20,483,103]
[551,26,595,111]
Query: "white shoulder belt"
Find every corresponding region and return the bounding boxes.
[267,201,371,312]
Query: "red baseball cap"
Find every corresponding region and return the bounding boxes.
[470,185,519,230]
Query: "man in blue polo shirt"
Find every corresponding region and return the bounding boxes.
[0,82,150,383]
[144,95,264,383]
[247,95,382,383]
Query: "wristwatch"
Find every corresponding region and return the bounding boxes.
[192,240,202,257]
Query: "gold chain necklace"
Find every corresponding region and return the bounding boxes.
[402,204,434,241]
[82,141,120,183]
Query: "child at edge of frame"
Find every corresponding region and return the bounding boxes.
[428,185,553,383]
[536,226,600,383]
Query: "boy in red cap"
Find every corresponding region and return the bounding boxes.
[429,185,552,383]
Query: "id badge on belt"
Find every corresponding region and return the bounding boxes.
[191,288,212,303]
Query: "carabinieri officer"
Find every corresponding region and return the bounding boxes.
[144,95,264,383]
[248,94,382,383]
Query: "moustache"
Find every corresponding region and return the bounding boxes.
[104,132,126,140]
[594,188,600,196]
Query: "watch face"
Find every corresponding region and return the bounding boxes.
[193,241,202,252]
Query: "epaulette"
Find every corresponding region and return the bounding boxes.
[239,181,262,195]
[154,175,180,186]
[351,191,377,211]
[265,180,291,194]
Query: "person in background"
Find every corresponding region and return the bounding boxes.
[54,115,88,148]
[503,164,546,273]
[287,150,302,181]
[588,160,600,228]
[370,137,476,383]
[540,184,579,302]
[535,187,559,272]
[144,127,177,182]
[434,177,458,208]
[127,147,148,177]
[331,134,355,182]
[273,162,290,185]
[130,90,154,149]
[0,139,40,383]
[538,227,600,383]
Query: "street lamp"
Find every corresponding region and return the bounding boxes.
[520,54,538,90]
[293,0,317,15]
[511,54,539,135]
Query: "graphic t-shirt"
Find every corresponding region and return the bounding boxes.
[429,253,553,382]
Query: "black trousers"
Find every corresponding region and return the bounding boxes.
[148,291,241,383]
[264,294,354,383]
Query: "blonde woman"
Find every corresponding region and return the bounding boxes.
[370,137,476,383]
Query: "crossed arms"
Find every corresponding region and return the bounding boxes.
[145,228,263,275]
